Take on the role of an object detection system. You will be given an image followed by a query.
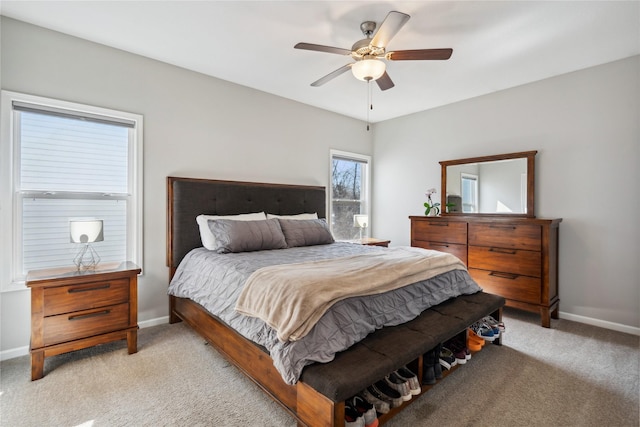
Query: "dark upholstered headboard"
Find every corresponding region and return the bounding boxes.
[166,177,326,273]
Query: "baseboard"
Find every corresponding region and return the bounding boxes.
[2,313,636,361]
[0,345,30,361]
[559,311,640,336]
[139,315,170,329]
[0,315,170,361]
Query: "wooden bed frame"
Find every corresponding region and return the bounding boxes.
[166,176,504,427]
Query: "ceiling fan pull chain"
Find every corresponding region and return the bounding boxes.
[366,80,372,131]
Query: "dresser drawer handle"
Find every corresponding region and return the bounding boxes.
[68,310,111,321]
[488,225,517,230]
[489,272,520,280]
[430,242,450,248]
[68,284,111,293]
[488,248,516,255]
[430,222,449,227]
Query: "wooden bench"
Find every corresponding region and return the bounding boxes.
[300,291,505,404]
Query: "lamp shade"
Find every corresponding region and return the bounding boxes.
[353,214,369,228]
[70,220,104,243]
[351,59,386,81]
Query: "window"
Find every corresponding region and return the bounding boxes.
[461,173,478,213]
[1,91,143,290]
[329,150,371,240]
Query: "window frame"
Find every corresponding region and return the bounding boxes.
[328,149,372,240]
[461,172,478,214]
[1,91,144,291]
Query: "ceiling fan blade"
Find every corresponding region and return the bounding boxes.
[370,11,410,48]
[294,42,352,56]
[387,48,453,61]
[376,72,395,91]
[310,64,353,87]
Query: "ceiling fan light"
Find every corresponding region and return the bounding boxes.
[351,59,386,81]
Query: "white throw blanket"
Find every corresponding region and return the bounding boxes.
[235,246,466,342]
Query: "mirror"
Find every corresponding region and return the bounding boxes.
[440,151,536,217]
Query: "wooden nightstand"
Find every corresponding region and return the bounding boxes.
[26,261,141,380]
[353,237,391,247]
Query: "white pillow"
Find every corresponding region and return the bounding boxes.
[266,213,318,220]
[196,212,267,250]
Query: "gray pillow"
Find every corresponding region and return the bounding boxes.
[207,218,287,253]
[277,218,335,248]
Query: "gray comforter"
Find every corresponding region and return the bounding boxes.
[167,242,481,384]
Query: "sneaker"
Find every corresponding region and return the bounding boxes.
[470,321,496,341]
[449,345,467,365]
[361,387,390,414]
[385,372,412,401]
[345,405,365,427]
[467,328,486,347]
[446,338,470,364]
[395,367,421,395]
[439,346,458,370]
[347,395,378,427]
[483,315,505,335]
[372,380,404,408]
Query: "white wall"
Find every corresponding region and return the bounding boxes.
[0,17,373,356]
[373,55,640,331]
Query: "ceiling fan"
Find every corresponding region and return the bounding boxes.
[294,11,453,91]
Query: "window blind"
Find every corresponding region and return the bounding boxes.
[19,112,129,194]
[16,110,131,275]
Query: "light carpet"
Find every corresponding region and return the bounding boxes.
[1,308,638,426]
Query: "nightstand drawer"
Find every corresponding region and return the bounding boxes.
[43,278,130,316]
[43,303,130,347]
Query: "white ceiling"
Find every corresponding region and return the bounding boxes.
[2,1,639,122]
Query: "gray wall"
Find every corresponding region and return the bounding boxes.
[373,55,640,331]
[0,17,372,355]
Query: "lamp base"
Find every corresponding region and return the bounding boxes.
[73,244,101,271]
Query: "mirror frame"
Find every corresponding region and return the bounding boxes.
[440,150,537,218]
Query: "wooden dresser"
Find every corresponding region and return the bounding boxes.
[26,261,141,380]
[410,216,561,327]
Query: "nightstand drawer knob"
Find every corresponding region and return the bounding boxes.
[68,284,111,293]
[68,309,111,321]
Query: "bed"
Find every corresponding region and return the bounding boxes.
[166,176,505,427]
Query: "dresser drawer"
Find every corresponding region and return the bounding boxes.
[412,221,467,245]
[43,278,130,316]
[412,240,467,265]
[469,268,541,304]
[468,246,541,277]
[469,223,540,251]
[42,303,130,347]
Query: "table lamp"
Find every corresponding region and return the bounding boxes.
[353,214,369,239]
[70,219,104,270]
